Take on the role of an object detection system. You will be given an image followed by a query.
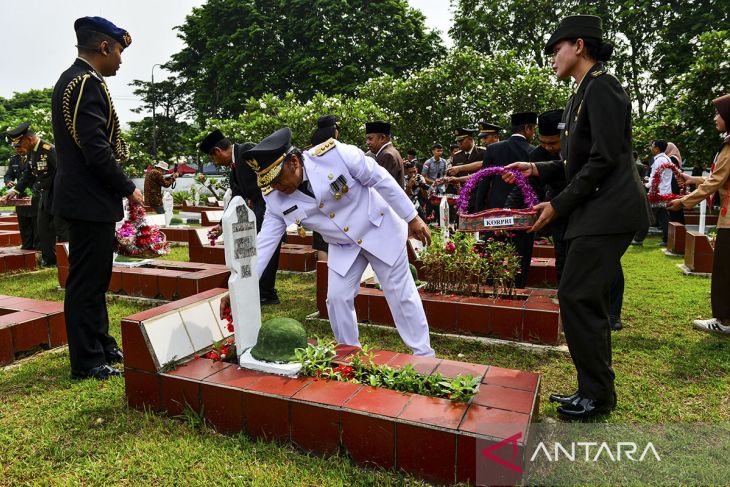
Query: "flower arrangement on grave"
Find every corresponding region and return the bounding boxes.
[418,229,522,297]
[207,225,222,246]
[198,337,236,363]
[456,166,539,231]
[426,178,458,206]
[295,341,480,402]
[647,162,687,207]
[708,230,717,249]
[114,201,171,258]
[0,186,33,205]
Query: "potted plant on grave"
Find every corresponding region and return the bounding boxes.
[418,228,522,298]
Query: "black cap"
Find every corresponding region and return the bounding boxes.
[242,127,294,190]
[544,15,603,54]
[477,121,502,138]
[511,112,537,127]
[199,129,225,154]
[74,16,132,48]
[311,114,338,146]
[365,121,391,136]
[6,122,31,146]
[538,110,564,136]
[453,127,477,142]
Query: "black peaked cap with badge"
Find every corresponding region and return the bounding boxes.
[544,15,603,54]
[74,16,132,48]
[538,110,564,136]
[477,121,502,138]
[453,127,477,142]
[199,129,226,154]
[365,121,391,136]
[6,121,31,146]
[242,127,293,190]
[510,112,537,127]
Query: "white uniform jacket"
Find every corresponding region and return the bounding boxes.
[256,140,418,278]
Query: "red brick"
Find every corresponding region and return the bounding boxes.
[396,423,457,485]
[160,375,200,416]
[343,386,411,417]
[201,382,244,434]
[522,308,561,344]
[48,312,67,347]
[434,359,489,381]
[398,395,468,430]
[458,404,529,439]
[387,354,442,376]
[342,411,396,469]
[292,379,361,407]
[471,384,536,414]
[5,312,49,352]
[124,369,161,411]
[0,327,13,365]
[290,402,341,455]
[120,320,157,373]
[482,366,540,393]
[242,392,290,442]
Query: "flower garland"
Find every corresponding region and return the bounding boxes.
[114,201,171,258]
[456,166,539,214]
[647,162,686,207]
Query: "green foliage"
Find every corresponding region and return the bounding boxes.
[296,342,480,401]
[169,0,445,122]
[634,30,730,167]
[359,48,571,152]
[419,228,522,297]
[205,92,386,149]
[0,88,53,163]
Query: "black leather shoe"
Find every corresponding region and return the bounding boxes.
[260,297,280,305]
[71,364,123,380]
[556,396,615,420]
[549,391,580,405]
[105,347,124,364]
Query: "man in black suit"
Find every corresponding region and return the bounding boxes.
[3,152,38,250]
[199,129,282,305]
[2,122,69,266]
[51,17,143,380]
[475,112,537,211]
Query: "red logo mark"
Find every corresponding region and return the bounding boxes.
[480,432,523,473]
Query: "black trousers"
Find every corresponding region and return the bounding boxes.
[609,264,624,322]
[64,219,118,373]
[17,214,37,250]
[551,217,568,285]
[512,230,535,289]
[559,232,633,402]
[712,229,730,321]
[37,206,69,265]
[655,208,669,243]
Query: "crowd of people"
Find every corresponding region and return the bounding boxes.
[1,13,728,422]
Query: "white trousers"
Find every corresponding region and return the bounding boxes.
[326,246,435,357]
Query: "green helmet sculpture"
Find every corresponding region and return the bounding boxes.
[250,317,307,363]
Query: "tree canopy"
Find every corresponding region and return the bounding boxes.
[168,0,445,122]
[0,88,53,163]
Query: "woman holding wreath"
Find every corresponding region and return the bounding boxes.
[504,15,649,419]
[667,94,730,335]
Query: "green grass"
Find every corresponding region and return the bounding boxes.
[0,236,728,484]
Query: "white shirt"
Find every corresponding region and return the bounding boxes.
[375,141,392,158]
[647,153,673,194]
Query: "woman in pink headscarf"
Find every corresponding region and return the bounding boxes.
[666,142,686,224]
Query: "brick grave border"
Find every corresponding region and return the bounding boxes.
[188,228,317,272]
[0,249,38,274]
[684,231,714,274]
[56,243,230,300]
[0,230,21,247]
[0,295,66,366]
[316,261,562,345]
[122,287,541,485]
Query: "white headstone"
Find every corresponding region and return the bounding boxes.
[699,199,707,235]
[222,196,261,358]
[440,195,450,239]
[194,185,200,206]
[163,192,174,225]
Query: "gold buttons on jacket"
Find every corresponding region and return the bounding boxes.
[319,202,324,208]
[329,212,335,218]
[343,226,349,232]
[357,239,362,244]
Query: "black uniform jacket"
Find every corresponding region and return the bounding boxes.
[51,58,136,223]
[450,145,486,177]
[230,143,266,230]
[4,154,38,216]
[15,140,57,212]
[536,63,649,240]
[476,135,535,210]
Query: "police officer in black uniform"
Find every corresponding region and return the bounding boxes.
[199,129,282,305]
[505,16,649,419]
[51,17,143,380]
[3,149,38,250]
[2,122,68,264]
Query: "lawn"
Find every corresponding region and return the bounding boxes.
[0,236,728,485]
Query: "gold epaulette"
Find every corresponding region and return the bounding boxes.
[62,73,91,147]
[261,186,274,196]
[42,143,52,150]
[312,138,335,156]
[591,70,605,77]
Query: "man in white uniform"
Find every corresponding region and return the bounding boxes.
[243,128,435,357]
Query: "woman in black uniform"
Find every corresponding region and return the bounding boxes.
[505,15,649,419]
